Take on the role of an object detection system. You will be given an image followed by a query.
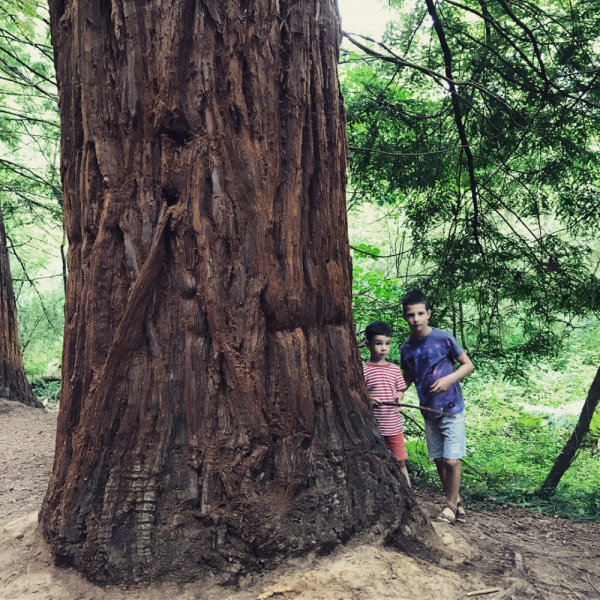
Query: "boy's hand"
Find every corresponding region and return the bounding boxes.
[430,375,454,394]
[396,391,405,403]
[370,395,382,407]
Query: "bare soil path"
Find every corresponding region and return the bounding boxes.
[1,397,599,599]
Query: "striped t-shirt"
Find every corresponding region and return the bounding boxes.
[363,362,406,436]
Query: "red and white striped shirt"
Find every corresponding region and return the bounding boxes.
[363,362,406,436]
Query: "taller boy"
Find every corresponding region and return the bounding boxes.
[400,291,474,524]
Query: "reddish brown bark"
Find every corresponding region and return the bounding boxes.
[0,205,42,408]
[41,0,433,584]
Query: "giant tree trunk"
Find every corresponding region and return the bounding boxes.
[0,205,42,408]
[542,367,600,490]
[41,0,433,585]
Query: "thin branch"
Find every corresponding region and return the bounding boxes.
[0,107,59,128]
[494,0,549,94]
[0,74,57,100]
[0,158,62,196]
[348,144,465,158]
[0,45,56,86]
[424,0,483,254]
[351,245,414,259]
[343,32,514,111]
[12,273,63,281]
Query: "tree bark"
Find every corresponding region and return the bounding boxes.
[542,366,600,490]
[0,204,42,408]
[41,0,433,585]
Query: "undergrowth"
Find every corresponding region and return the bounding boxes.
[31,379,61,409]
[402,322,600,521]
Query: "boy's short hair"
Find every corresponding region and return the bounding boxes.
[402,290,430,311]
[365,321,392,342]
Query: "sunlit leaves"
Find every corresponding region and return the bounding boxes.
[0,1,63,379]
[343,0,600,364]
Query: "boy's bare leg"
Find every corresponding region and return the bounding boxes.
[434,458,448,494]
[434,458,460,507]
[398,460,411,487]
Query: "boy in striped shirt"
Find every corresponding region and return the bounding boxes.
[363,321,411,486]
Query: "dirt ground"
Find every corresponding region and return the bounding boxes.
[1,398,599,600]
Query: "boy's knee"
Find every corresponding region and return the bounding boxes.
[435,457,460,469]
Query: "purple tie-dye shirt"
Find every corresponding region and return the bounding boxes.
[400,328,465,420]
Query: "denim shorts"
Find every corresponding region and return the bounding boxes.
[424,410,466,460]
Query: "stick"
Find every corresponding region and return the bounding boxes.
[378,402,456,418]
[586,573,600,596]
[560,582,582,600]
[459,457,497,486]
[466,589,501,597]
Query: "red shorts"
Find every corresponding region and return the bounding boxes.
[384,433,408,461]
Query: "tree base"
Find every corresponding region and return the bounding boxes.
[41,446,435,585]
[0,382,43,409]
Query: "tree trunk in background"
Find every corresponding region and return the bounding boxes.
[0,205,42,408]
[542,367,600,490]
[41,0,433,585]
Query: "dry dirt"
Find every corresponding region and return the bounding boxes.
[1,397,599,600]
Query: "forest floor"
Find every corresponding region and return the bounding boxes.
[1,398,600,600]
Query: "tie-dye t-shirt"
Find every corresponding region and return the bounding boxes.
[400,328,465,420]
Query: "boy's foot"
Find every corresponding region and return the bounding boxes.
[437,502,456,525]
[456,499,467,523]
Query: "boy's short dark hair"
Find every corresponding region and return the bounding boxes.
[365,321,392,342]
[402,290,430,311]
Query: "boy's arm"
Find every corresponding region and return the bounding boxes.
[396,369,407,403]
[430,352,474,394]
[402,368,414,389]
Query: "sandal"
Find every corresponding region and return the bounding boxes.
[456,499,467,524]
[437,502,457,525]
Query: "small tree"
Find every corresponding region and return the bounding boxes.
[542,367,600,490]
[0,205,41,407]
[41,0,433,585]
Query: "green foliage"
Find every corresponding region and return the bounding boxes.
[15,275,64,379]
[31,378,61,408]
[342,0,600,364]
[0,1,63,382]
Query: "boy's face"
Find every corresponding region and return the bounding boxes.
[366,334,392,362]
[403,303,431,334]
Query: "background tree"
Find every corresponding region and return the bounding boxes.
[40,0,432,585]
[0,0,58,408]
[0,202,41,407]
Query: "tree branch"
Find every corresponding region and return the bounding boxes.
[423,0,483,254]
